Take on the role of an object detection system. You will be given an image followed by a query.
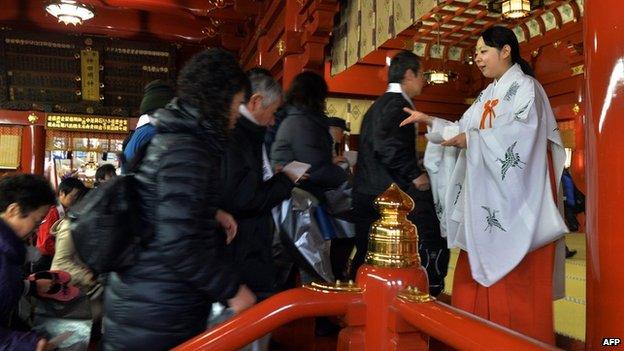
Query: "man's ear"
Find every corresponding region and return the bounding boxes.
[4,203,21,219]
[403,69,416,81]
[249,93,264,110]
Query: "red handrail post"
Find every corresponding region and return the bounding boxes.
[337,264,430,351]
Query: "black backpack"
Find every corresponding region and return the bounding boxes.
[68,144,149,274]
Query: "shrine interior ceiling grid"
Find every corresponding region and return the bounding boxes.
[331,0,584,75]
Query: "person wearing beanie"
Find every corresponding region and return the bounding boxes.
[121,80,175,172]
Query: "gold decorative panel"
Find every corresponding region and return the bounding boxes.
[46,114,128,133]
[0,126,22,170]
[80,49,100,101]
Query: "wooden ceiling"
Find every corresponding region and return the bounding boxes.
[411,0,583,61]
[0,0,259,48]
[0,0,585,65]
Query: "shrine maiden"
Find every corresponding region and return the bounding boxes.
[400,26,568,344]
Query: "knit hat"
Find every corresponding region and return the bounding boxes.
[327,117,350,132]
[139,80,175,115]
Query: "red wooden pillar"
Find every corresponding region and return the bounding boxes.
[282,0,304,88]
[583,0,624,349]
[20,124,46,175]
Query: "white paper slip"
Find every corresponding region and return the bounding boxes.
[425,132,444,144]
[344,150,358,166]
[49,331,74,347]
[283,161,311,182]
[442,125,460,140]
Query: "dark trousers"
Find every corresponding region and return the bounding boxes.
[351,188,449,296]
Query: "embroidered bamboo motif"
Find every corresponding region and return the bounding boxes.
[435,202,443,216]
[514,101,531,120]
[475,91,484,103]
[453,183,462,205]
[482,206,506,233]
[497,141,526,180]
[480,99,499,129]
[504,82,520,101]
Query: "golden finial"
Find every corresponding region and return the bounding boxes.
[365,183,420,268]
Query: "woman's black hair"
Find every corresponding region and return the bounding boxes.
[285,71,328,114]
[481,26,534,77]
[177,48,251,134]
[0,174,56,216]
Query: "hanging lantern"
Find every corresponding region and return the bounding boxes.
[45,0,94,26]
[422,11,456,85]
[424,70,449,85]
[488,0,543,20]
[502,0,530,19]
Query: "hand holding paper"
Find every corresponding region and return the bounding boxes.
[344,150,358,166]
[282,161,311,183]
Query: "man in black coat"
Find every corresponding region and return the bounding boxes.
[221,68,298,301]
[352,50,449,296]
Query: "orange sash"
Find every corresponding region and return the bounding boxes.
[479,99,499,129]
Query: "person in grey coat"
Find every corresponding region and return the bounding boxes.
[270,71,347,201]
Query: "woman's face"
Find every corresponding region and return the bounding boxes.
[474,37,512,80]
[227,91,246,130]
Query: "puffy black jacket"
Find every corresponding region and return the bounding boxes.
[270,104,347,200]
[103,99,239,351]
[221,117,294,299]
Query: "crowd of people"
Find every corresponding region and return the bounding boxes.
[0,26,578,351]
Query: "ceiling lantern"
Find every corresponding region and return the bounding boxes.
[502,0,530,19]
[422,11,457,85]
[488,0,542,20]
[424,70,449,85]
[45,0,94,26]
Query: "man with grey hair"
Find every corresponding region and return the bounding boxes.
[221,68,298,301]
[217,68,297,350]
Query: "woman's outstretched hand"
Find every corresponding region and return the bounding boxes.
[441,133,467,148]
[400,107,433,127]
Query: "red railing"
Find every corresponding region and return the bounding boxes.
[173,278,562,351]
[173,287,359,351]
[393,299,560,351]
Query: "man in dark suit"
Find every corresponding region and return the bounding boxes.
[221,68,298,301]
[351,50,449,295]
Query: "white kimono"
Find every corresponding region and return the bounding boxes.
[424,64,568,287]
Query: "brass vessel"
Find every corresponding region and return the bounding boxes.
[365,183,420,268]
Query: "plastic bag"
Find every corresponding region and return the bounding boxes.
[278,188,334,282]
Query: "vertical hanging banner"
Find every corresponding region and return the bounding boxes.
[376,0,393,46]
[331,7,348,76]
[346,0,361,68]
[80,49,100,101]
[415,0,436,21]
[394,0,414,35]
[359,0,376,60]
